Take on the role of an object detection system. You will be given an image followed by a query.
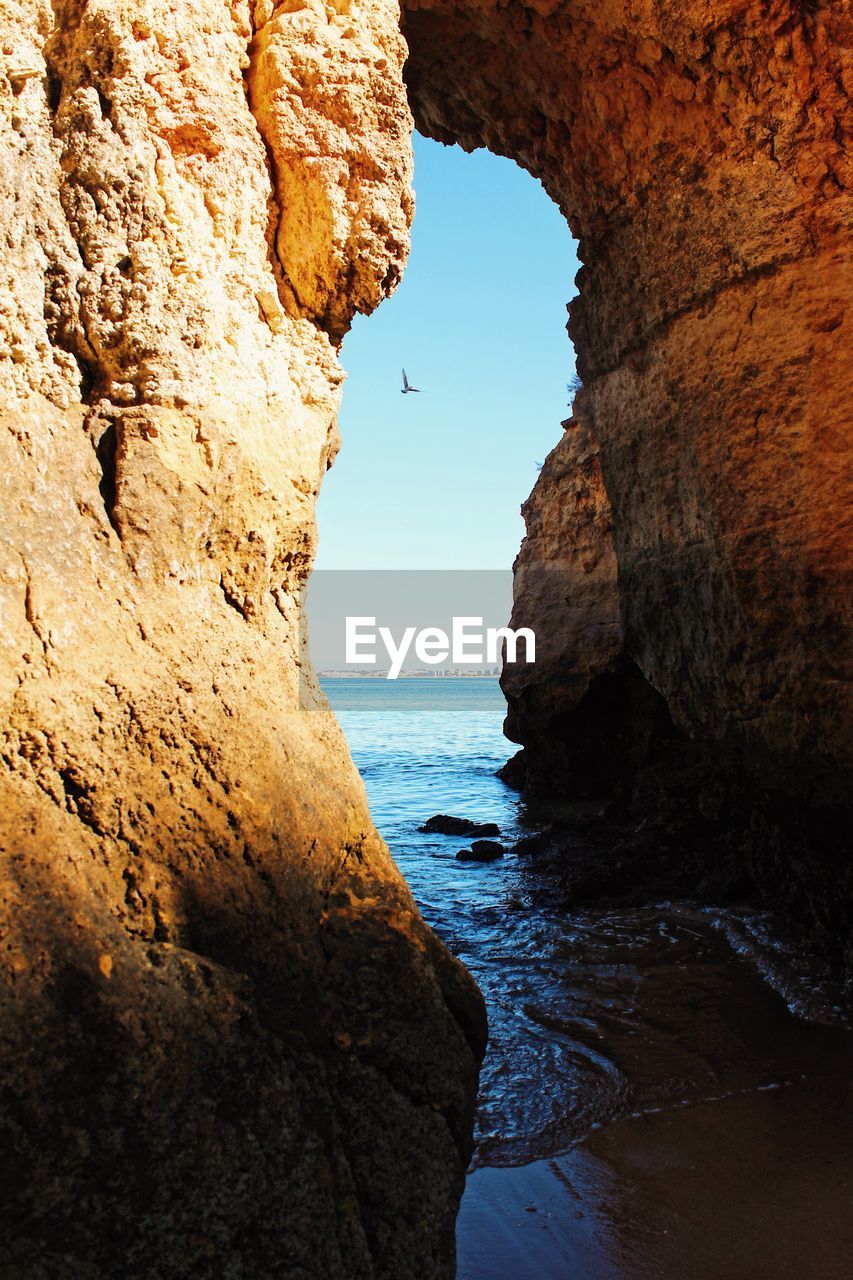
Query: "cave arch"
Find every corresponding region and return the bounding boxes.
[399,0,851,816]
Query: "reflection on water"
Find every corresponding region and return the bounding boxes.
[323,678,852,1177]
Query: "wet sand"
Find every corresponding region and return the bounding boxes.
[458,1072,853,1279]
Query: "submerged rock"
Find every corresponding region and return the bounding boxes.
[422,815,501,837]
[457,841,505,863]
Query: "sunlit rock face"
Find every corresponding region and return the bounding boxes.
[403,0,852,954]
[2,0,850,1268]
[0,2,484,1274]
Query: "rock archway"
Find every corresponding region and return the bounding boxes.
[402,0,851,953]
[403,0,850,806]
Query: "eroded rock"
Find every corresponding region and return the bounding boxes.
[2,0,851,1271]
[402,0,852,964]
[0,3,484,1275]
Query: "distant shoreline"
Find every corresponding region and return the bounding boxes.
[318,671,500,680]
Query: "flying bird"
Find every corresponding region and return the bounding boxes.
[401,368,422,394]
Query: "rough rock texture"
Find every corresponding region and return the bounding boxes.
[402,0,852,960]
[3,0,852,1270]
[500,403,680,805]
[500,401,624,792]
[0,3,485,1276]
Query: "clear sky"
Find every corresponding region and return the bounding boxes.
[314,133,580,571]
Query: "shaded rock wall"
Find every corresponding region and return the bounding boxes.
[499,403,623,787]
[1,2,484,1276]
[499,402,678,801]
[402,1,851,932]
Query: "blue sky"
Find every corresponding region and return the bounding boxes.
[315,133,580,570]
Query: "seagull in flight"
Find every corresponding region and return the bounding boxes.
[401,368,422,394]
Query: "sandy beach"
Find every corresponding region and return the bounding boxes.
[458,1071,853,1279]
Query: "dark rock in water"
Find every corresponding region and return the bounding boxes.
[457,841,505,863]
[422,814,500,837]
[512,825,569,856]
[496,750,526,791]
[472,839,505,857]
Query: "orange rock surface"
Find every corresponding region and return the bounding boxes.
[1,0,850,1272]
[403,0,851,808]
[1,2,483,1274]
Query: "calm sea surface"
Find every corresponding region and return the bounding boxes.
[320,678,851,1177]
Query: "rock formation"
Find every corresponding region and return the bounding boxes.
[1,2,484,1276]
[2,0,851,1272]
[402,0,851,964]
[500,400,625,793]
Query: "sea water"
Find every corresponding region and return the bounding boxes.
[322,678,853,1278]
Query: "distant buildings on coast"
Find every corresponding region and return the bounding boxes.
[318,667,501,679]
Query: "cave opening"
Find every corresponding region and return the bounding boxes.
[315,131,580,574]
[310,128,586,826]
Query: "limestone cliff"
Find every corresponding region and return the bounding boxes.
[0,3,484,1276]
[3,0,852,1270]
[402,0,852,959]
